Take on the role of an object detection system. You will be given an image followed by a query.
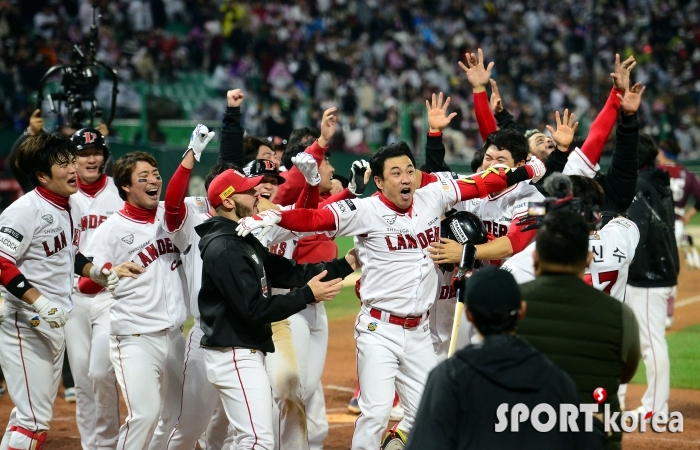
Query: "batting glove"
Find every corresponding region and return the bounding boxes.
[32,295,67,328]
[291,152,321,186]
[348,160,370,196]
[185,124,216,162]
[236,210,282,237]
[89,263,119,292]
[524,155,546,183]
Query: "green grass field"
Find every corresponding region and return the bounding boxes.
[630,324,700,390]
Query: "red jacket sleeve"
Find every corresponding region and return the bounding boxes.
[474,91,498,141]
[279,208,336,232]
[276,140,329,206]
[294,183,320,209]
[319,188,354,208]
[419,171,438,187]
[506,222,538,254]
[164,164,191,232]
[579,87,624,166]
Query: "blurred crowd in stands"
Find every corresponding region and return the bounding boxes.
[1,0,700,161]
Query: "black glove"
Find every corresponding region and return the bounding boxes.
[348,159,370,196]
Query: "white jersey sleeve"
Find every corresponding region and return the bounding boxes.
[324,198,375,237]
[0,201,36,264]
[500,241,536,284]
[563,147,600,178]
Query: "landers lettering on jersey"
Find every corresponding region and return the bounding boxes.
[42,231,68,256]
[81,214,108,230]
[439,284,456,300]
[133,238,181,269]
[385,226,440,251]
[484,221,508,238]
[270,241,287,256]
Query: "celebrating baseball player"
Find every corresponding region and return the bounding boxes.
[0,133,122,450]
[236,141,544,449]
[83,152,189,450]
[64,127,124,450]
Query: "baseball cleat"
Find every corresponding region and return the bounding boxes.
[380,424,408,450]
[347,396,360,414]
[64,387,76,403]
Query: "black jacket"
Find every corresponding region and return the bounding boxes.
[196,216,354,351]
[626,167,679,287]
[405,335,603,450]
[218,106,246,168]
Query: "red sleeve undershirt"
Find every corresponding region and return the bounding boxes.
[294,183,320,209]
[164,164,191,232]
[505,218,538,254]
[473,91,498,141]
[77,276,103,294]
[319,188,354,208]
[276,140,329,206]
[0,256,22,287]
[579,87,624,166]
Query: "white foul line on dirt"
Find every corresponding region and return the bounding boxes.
[326,384,355,393]
[676,295,700,309]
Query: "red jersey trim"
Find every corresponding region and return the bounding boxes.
[487,184,518,200]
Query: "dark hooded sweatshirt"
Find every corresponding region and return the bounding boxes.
[195,216,354,352]
[405,335,603,450]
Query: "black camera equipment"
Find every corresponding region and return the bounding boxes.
[518,173,602,231]
[35,8,119,130]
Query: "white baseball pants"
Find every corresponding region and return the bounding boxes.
[65,292,120,450]
[434,310,475,363]
[625,285,672,416]
[110,329,184,450]
[265,320,308,450]
[166,321,230,450]
[289,304,328,450]
[205,347,275,450]
[351,308,437,450]
[0,306,65,450]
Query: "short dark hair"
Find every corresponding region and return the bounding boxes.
[281,139,316,170]
[113,152,159,200]
[15,133,77,187]
[204,162,240,191]
[569,175,604,209]
[288,127,319,148]
[535,211,590,268]
[638,133,658,168]
[484,129,529,164]
[369,141,416,180]
[243,136,270,164]
[471,147,486,172]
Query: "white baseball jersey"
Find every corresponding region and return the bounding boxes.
[72,178,124,250]
[429,269,458,350]
[563,147,600,178]
[456,181,544,250]
[84,205,188,334]
[0,190,83,311]
[501,216,640,301]
[325,180,461,316]
[164,197,211,320]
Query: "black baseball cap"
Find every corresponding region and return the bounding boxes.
[466,266,521,326]
[243,159,286,185]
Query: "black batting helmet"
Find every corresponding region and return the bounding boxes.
[243,159,286,184]
[441,210,488,245]
[72,128,110,173]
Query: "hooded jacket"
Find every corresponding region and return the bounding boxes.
[196,216,353,351]
[405,334,603,450]
[626,167,679,287]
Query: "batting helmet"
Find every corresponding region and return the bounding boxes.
[243,159,286,184]
[71,128,110,173]
[440,210,488,245]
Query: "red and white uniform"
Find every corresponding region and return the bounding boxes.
[428,270,476,362]
[456,182,544,264]
[84,204,188,450]
[66,176,123,450]
[501,216,640,301]
[0,188,82,450]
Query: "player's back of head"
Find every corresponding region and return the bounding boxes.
[535,211,590,270]
[637,133,658,168]
[369,141,416,179]
[569,175,604,209]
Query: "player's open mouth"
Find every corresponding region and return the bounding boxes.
[546,142,556,152]
[67,177,77,187]
[146,188,159,199]
[400,188,411,200]
[260,192,271,200]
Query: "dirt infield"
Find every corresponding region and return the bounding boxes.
[1,265,699,449]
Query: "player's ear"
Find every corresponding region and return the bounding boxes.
[373,175,383,191]
[35,171,51,185]
[121,184,131,195]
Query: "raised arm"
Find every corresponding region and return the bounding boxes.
[458,49,497,140]
[490,79,516,130]
[424,92,457,173]
[218,89,246,166]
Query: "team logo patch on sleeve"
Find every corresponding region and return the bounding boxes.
[121,234,134,244]
[41,214,53,224]
[344,200,357,211]
[0,227,23,242]
[0,227,22,254]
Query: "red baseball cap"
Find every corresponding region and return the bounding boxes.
[207,169,263,209]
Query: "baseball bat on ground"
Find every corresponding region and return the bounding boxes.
[447,243,477,358]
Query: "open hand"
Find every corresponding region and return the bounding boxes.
[617,80,646,115]
[28,109,44,135]
[308,270,343,302]
[545,109,579,149]
[610,54,636,91]
[227,89,245,107]
[318,107,338,148]
[457,48,494,93]
[425,92,457,132]
[114,262,146,279]
[489,79,503,114]
[428,238,464,265]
